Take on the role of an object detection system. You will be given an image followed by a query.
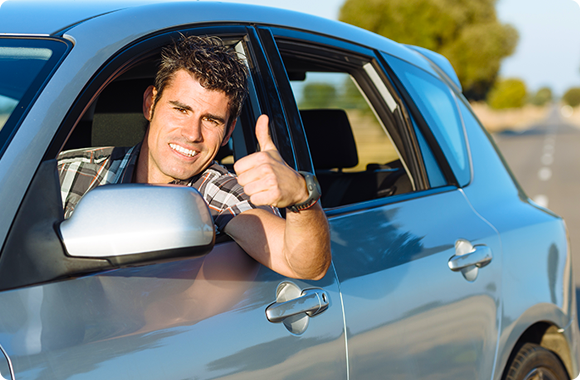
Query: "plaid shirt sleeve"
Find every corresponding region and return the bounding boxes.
[191,162,280,233]
[57,146,133,219]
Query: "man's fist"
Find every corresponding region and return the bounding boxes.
[234,115,309,208]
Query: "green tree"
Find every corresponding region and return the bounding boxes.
[339,0,518,100]
[562,87,580,108]
[299,83,338,109]
[337,78,372,112]
[487,78,527,109]
[529,87,552,106]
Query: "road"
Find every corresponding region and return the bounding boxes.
[491,106,580,311]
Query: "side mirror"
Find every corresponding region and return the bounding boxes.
[59,184,215,266]
[0,161,217,291]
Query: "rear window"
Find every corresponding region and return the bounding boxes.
[384,54,471,186]
[0,38,69,156]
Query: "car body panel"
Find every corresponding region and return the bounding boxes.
[0,242,346,379]
[454,95,580,378]
[330,189,502,379]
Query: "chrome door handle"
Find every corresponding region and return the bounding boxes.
[448,239,492,282]
[448,244,492,271]
[266,288,329,323]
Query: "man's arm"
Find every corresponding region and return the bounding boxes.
[224,115,331,280]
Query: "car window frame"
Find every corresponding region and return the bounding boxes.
[261,26,458,215]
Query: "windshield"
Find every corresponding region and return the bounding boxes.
[0,38,69,156]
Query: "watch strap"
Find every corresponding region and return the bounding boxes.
[287,171,321,213]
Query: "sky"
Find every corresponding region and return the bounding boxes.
[210,0,580,97]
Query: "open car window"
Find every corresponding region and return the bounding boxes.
[61,36,254,168]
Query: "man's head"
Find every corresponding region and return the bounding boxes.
[138,35,249,184]
[152,35,248,131]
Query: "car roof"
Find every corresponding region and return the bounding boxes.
[0,0,460,90]
[0,0,146,35]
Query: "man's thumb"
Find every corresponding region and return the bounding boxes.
[255,115,277,152]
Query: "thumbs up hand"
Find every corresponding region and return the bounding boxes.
[234,115,308,208]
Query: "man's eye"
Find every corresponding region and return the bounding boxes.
[203,117,221,126]
[174,107,188,114]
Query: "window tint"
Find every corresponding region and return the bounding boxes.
[385,54,471,186]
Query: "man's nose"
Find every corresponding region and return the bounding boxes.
[182,119,203,142]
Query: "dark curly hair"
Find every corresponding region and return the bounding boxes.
[152,35,249,130]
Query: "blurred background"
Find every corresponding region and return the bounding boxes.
[208,0,580,286]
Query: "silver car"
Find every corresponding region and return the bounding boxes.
[0,1,578,379]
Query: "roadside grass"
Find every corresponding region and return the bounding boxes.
[470,102,550,133]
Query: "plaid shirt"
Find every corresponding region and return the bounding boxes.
[58,144,278,233]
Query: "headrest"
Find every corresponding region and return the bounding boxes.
[92,78,152,147]
[300,109,358,170]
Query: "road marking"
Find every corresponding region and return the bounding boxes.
[538,167,552,181]
[541,153,553,165]
[533,194,549,208]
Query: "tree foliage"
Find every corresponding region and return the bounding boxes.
[486,78,527,109]
[298,83,338,109]
[562,87,580,108]
[528,87,552,106]
[339,0,518,100]
[299,79,374,116]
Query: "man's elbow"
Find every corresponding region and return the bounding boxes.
[298,248,332,281]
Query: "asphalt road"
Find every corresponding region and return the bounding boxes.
[491,106,580,312]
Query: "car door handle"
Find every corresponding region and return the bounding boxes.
[448,244,492,271]
[266,288,329,323]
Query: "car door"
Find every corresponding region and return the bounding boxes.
[265,28,503,379]
[0,25,347,379]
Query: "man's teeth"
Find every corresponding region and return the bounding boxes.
[170,144,197,157]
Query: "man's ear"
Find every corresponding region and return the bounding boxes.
[221,119,236,147]
[143,85,157,120]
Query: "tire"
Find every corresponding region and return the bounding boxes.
[505,343,569,380]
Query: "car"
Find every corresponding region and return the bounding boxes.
[0,1,578,379]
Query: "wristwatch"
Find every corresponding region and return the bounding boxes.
[287,171,322,213]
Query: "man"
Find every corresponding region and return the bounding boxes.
[58,35,330,280]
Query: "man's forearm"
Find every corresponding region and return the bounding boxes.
[282,203,331,280]
[224,205,331,280]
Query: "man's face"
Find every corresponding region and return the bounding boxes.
[141,69,233,183]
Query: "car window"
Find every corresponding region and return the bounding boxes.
[384,54,471,186]
[276,42,418,208]
[61,35,254,168]
[293,71,399,172]
[0,38,69,157]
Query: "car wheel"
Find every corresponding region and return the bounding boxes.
[505,343,569,380]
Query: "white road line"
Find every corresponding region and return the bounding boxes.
[538,167,552,181]
[533,194,549,208]
[541,153,553,165]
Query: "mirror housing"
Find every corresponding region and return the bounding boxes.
[59,184,215,266]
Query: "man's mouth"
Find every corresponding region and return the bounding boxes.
[169,143,197,158]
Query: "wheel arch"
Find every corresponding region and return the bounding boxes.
[499,322,574,380]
